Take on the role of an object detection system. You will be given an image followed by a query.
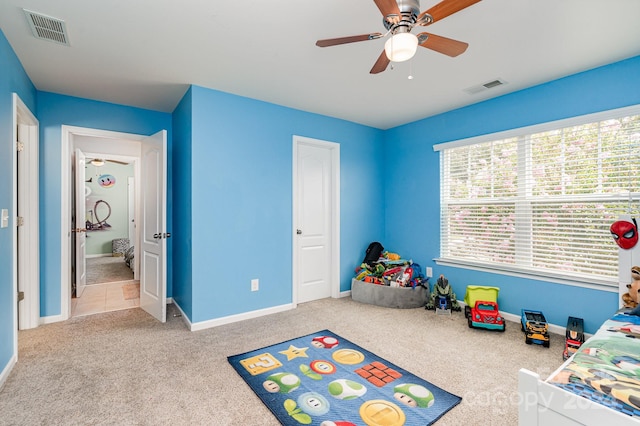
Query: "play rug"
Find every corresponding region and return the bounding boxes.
[228,330,461,425]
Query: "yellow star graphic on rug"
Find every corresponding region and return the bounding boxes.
[279,345,309,361]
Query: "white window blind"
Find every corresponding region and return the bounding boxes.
[437,107,640,287]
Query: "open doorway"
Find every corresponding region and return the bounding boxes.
[61,126,168,323]
[71,150,139,317]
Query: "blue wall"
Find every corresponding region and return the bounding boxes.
[171,87,194,319]
[36,92,173,317]
[0,28,36,380]
[2,24,639,392]
[185,86,385,322]
[384,55,640,334]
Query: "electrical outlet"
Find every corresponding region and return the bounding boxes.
[251,279,259,292]
[426,267,433,278]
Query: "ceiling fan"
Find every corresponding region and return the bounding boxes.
[87,158,129,167]
[316,0,481,74]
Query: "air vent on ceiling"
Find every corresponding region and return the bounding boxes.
[464,78,507,95]
[23,9,70,46]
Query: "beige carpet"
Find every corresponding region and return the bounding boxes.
[1,297,564,425]
[86,256,133,285]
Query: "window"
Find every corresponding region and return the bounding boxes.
[435,106,640,287]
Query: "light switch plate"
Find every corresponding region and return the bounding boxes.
[1,209,8,228]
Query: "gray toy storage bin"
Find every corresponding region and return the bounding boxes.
[351,278,429,309]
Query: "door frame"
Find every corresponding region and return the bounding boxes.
[61,126,146,320]
[12,93,39,331]
[292,135,340,306]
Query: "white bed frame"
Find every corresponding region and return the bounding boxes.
[518,368,639,425]
[518,216,640,425]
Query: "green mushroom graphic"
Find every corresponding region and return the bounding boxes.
[263,372,301,394]
[393,383,435,408]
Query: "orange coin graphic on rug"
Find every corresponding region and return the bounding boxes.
[359,399,406,426]
[332,348,365,365]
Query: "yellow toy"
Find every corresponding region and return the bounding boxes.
[384,251,401,261]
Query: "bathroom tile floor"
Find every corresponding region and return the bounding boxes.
[71,281,140,317]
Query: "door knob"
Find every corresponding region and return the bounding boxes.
[296,229,302,235]
[153,233,161,239]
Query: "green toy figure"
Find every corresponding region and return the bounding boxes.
[425,274,461,311]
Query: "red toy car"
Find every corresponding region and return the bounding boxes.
[468,300,506,331]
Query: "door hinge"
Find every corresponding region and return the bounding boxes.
[16,141,24,152]
[17,216,24,227]
[17,291,25,302]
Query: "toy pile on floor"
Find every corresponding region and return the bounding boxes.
[353,242,428,289]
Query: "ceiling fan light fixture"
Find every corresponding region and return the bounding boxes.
[91,159,105,167]
[385,32,418,63]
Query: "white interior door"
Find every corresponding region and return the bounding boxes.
[139,130,167,322]
[296,142,333,303]
[127,176,136,274]
[74,149,87,298]
[14,94,39,330]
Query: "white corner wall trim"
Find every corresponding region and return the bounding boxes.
[171,300,192,329]
[187,303,295,332]
[0,354,17,391]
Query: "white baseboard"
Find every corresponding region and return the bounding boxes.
[339,290,351,298]
[86,253,113,258]
[180,303,295,332]
[0,354,17,392]
[40,313,67,325]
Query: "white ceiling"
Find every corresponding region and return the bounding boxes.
[2,0,640,129]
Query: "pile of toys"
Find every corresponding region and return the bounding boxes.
[353,250,428,289]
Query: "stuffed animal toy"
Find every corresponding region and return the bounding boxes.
[623,266,640,316]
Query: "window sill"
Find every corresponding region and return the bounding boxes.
[433,258,618,293]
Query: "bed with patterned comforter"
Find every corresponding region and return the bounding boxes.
[547,309,640,418]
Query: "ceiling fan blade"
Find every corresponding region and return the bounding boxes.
[417,32,468,57]
[316,33,382,47]
[107,159,130,165]
[87,158,130,166]
[373,0,402,24]
[370,50,390,74]
[418,0,482,25]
